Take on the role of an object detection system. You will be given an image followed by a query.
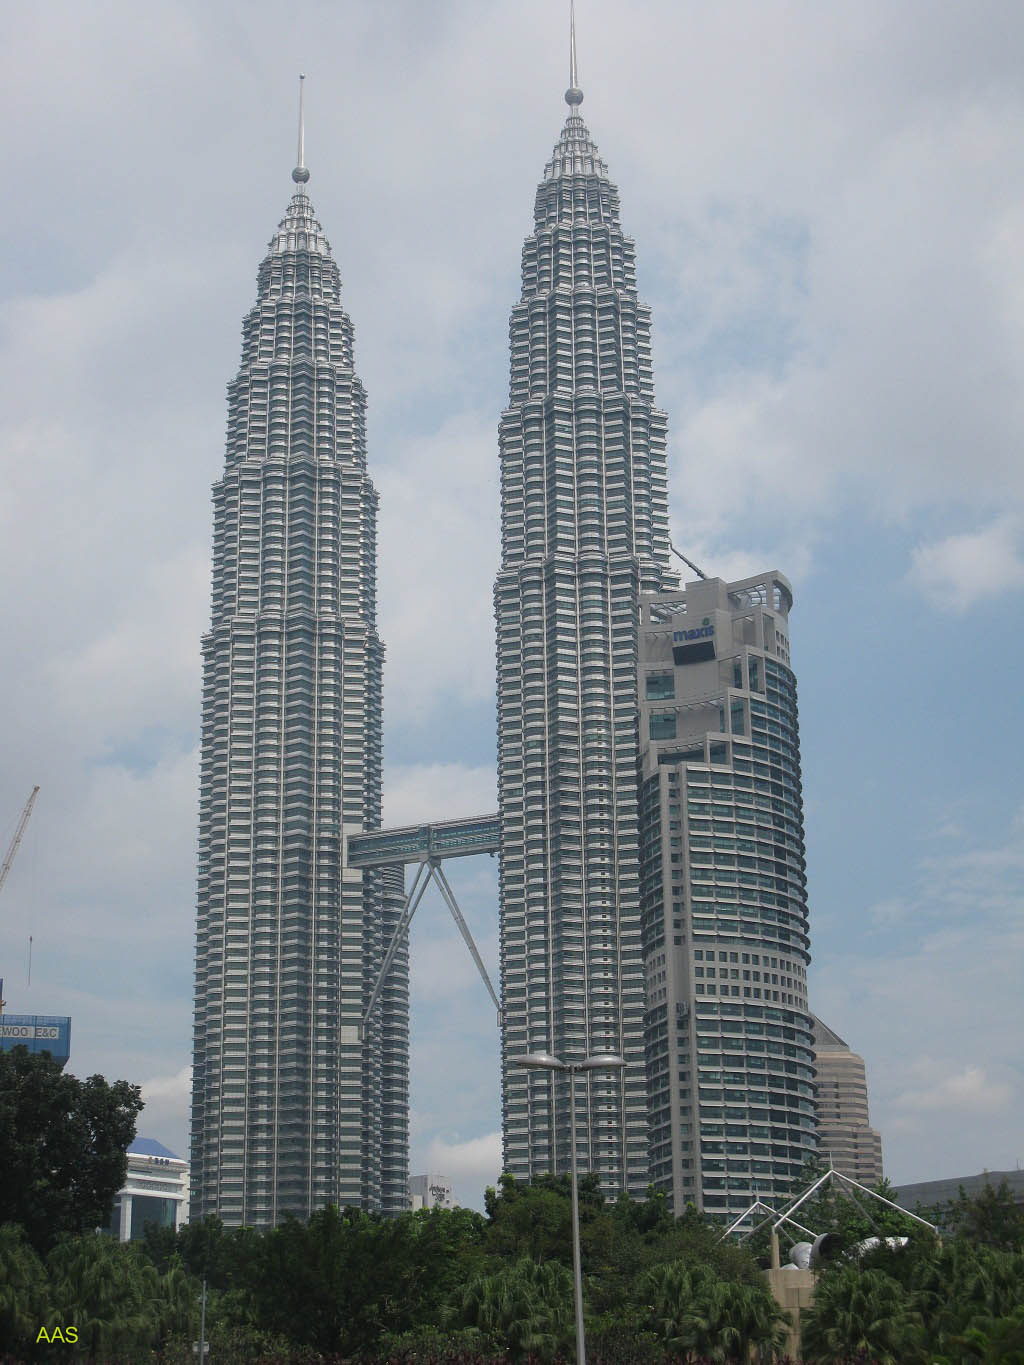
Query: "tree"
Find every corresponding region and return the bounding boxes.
[595,1194,761,1301]
[0,1047,143,1254]
[147,1214,261,1294]
[253,1204,387,1354]
[636,1259,787,1362]
[45,1235,162,1360]
[373,1204,488,1336]
[944,1304,1024,1362]
[461,1255,573,1363]
[946,1180,1024,1253]
[0,1223,48,1356]
[800,1263,922,1364]
[484,1172,604,1266]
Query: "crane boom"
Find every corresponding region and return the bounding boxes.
[669,539,708,581]
[0,786,40,896]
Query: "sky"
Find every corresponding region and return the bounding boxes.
[1,0,1022,1212]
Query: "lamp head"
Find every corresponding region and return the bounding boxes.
[510,1051,567,1071]
[579,1053,627,1071]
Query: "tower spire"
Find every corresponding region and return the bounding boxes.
[566,0,584,109]
[292,73,310,186]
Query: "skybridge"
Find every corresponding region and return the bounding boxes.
[346,814,501,1036]
[346,813,500,868]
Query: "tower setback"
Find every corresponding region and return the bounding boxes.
[190,123,408,1226]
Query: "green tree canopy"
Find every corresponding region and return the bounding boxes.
[637,1258,788,1362]
[800,1262,922,1364]
[0,1047,143,1253]
[941,1179,1024,1253]
[461,1255,573,1363]
[0,1222,48,1354]
[484,1172,604,1265]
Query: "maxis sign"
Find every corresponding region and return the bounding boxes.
[673,617,715,643]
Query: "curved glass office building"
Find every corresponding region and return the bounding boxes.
[638,572,817,1218]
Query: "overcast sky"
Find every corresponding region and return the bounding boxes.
[1,0,1022,1212]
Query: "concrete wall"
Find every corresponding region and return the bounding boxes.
[764,1267,816,1360]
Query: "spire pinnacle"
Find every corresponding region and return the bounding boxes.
[292,73,310,186]
[565,0,584,109]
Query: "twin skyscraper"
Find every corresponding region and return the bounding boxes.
[191,52,817,1227]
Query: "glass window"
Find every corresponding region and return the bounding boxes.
[650,713,677,741]
[646,673,675,700]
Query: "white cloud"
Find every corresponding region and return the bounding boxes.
[422,1131,503,1210]
[813,810,1024,1182]
[413,929,499,1005]
[907,519,1024,610]
[866,897,910,929]
[377,414,499,723]
[138,1066,192,1157]
[383,762,497,827]
[898,1065,1011,1115]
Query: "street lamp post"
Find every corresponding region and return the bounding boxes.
[511,1050,627,1365]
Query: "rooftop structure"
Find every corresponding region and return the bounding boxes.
[0,1013,71,1068]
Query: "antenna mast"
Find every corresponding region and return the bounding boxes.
[292,73,310,186]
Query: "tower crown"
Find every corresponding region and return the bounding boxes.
[543,112,608,183]
[264,78,333,266]
[267,194,332,259]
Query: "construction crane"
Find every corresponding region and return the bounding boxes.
[0,786,40,897]
[669,539,708,581]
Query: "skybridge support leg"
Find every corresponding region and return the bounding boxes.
[361,861,433,1038]
[431,860,503,1024]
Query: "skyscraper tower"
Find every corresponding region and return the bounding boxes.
[638,572,817,1219]
[495,24,676,1195]
[190,85,408,1226]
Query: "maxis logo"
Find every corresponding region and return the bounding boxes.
[673,616,714,643]
[37,1326,78,1344]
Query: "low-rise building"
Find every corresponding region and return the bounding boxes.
[109,1138,189,1241]
[894,1168,1024,1213]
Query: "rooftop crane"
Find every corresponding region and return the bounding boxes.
[669,539,708,581]
[0,786,40,897]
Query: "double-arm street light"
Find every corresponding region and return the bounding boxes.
[510,1050,627,1365]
